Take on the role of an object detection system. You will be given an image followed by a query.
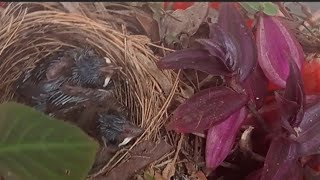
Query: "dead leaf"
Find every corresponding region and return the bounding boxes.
[161,2,209,45]
[162,135,184,179]
[154,172,166,180]
[180,85,194,99]
[60,2,81,14]
[191,171,208,180]
[185,162,197,175]
[135,12,160,42]
[144,169,156,180]
[162,161,175,179]
[206,8,219,24]
[89,147,119,174]
[103,140,173,180]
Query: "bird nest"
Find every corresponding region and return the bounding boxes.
[0,2,178,176]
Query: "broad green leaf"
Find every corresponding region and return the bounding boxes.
[239,2,279,16]
[0,102,99,180]
[239,2,262,14]
[262,2,279,16]
[246,2,262,11]
[239,2,258,14]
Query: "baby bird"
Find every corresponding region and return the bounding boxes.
[46,48,120,88]
[98,112,143,147]
[15,47,143,148]
[16,48,120,111]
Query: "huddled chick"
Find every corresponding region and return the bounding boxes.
[15,47,143,147]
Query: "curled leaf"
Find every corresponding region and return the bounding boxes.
[157,48,230,76]
[206,107,247,169]
[166,86,248,133]
[218,3,257,81]
[198,24,239,72]
[256,14,304,88]
[274,60,305,135]
[261,137,302,180]
[242,64,268,109]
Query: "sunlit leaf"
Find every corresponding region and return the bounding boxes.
[0,102,98,180]
[256,14,304,88]
[206,107,247,169]
[166,86,248,133]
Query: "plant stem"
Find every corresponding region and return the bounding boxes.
[246,102,270,134]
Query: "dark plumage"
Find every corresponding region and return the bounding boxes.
[15,47,142,148]
[98,113,143,147]
[16,48,119,111]
[70,48,120,88]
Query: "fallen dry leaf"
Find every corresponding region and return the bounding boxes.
[135,11,160,42]
[154,171,166,180]
[162,161,176,179]
[185,162,197,175]
[103,140,173,180]
[180,85,194,99]
[191,171,208,180]
[160,2,209,45]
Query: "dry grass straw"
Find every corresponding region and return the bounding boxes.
[0,2,179,173]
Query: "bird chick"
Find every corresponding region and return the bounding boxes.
[46,48,120,88]
[98,113,143,147]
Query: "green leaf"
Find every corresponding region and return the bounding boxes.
[239,2,279,16]
[246,2,263,11]
[262,2,279,16]
[0,102,99,180]
[239,2,262,14]
[143,171,155,180]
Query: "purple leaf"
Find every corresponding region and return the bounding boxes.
[206,107,247,169]
[296,101,320,156]
[157,48,230,76]
[198,24,240,72]
[217,3,257,82]
[274,92,299,135]
[283,60,305,127]
[256,14,304,88]
[166,86,248,133]
[242,64,268,109]
[274,60,305,135]
[261,137,302,180]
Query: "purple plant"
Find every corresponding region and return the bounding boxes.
[157,2,319,179]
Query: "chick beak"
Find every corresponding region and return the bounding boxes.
[118,123,143,147]
[100,65,122,88]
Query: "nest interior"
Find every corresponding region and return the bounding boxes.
[0,2,178,173]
